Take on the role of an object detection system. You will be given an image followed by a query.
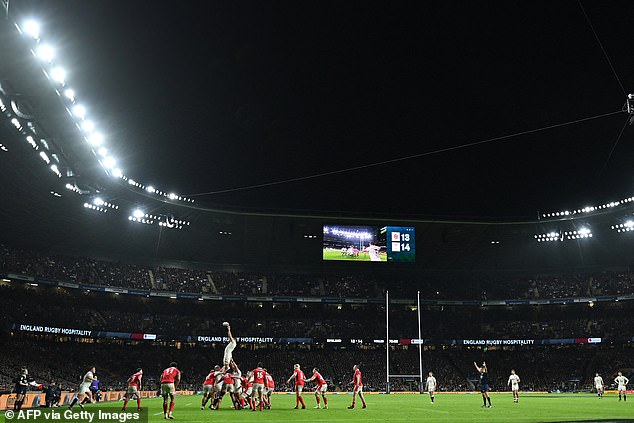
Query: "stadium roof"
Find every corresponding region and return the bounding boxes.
[2,1,634,268]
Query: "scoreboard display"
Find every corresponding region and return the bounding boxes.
[322,224,415,263]
[383,226,416,262]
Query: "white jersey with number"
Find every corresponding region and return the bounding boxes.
[508,374,520,391]
[426,376,437,391]
[83,371,94,383]
[615,376,629,390]
[594,376,604,389]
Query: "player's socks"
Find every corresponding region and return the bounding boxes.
[431,395,434,403]
[169,401,175,413]
[619,394,622,401]
[316,397,321,406]
[69,397,78,409]
[323,397,328,406]
[483,397,487,407]
[299,396,306,408]
[137,398,141,410]
[624,394,626,401]
[163,401,168,414]
[487,397,492,406]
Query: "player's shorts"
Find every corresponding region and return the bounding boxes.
[295,385,304,393]
[244,387,253,397]
[353,385,363,393]
[427,386,436,392]
[161,383,175,396]
[78,382,91,395]
[266,388,274,395]
[618,385,626,391]
[480,384,489,393]
[224,384,235,393]
[316,384,327,393]
[214,382,224,392]
[127,385,138,395]
[223,338,237,366]
[511,385,519,392]
[252,383,265,394]
[15,386,27,395]
[595,385,603,391]
[202,384,214,395]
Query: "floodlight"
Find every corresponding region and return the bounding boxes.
[73,104,86,119]
[81,120,95,132]
[10,118,21,130]
[93,197,104,206]
[578,227,590,235]
[36,44,54,62]
[128,179,136,185]
[133,209,144,218]
[64,88,75,101]
[22,20,40,39]
[98,147,108,157]
[39,151,50,164]
[626,221,634,228]
[102,156,115,169]
[146,186,156,193]
[168,193,178,200]
[88,132,103,146]
[112,168,123,178]
[50,67,66,84]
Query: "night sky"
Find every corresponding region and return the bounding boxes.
[9,0,634,219]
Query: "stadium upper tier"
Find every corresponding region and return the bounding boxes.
[2,246,634,301]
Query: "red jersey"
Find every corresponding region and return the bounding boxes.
[128,371,143,387]
[265,373,274,388]
[353,369,363,387]
[160,367,181,384]
[252,367,266,384]
[313,371,326,387]
[223,373,234,385]
[243,377,252,389]
[203,372,215,386]
[294,369,305,386]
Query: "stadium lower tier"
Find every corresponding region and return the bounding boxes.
[1,334,632,396]
[2,282,634,341]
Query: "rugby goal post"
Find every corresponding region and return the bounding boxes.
[385,290,424,394]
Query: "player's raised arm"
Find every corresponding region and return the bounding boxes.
[474,362,482,372]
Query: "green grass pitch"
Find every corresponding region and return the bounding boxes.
[47,393,632,423]
[322,249,387,262]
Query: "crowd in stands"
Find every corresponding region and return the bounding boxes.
[3,282,634,341]
[3,246,634,301]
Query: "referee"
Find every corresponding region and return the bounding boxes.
[474,361,492,408]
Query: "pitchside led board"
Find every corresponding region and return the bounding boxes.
[322,225,415,263]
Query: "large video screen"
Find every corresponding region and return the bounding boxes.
[322,225,415,262]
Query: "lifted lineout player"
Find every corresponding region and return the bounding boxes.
[425,371,437,404]
[507,369,520,403]
[365,242,384,262]
[594,372,604,399]
[287,364,306,409]
[223,322,237,367]
[160,362,181,419]
[474,361,492,408]
[122,368,143,411]
[305,367,328,409]
[348,365,367,409]
[615,371,629,401]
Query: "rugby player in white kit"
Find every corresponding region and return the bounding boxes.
[507,369,520,403]
[425,371,437,404]
[594,372,604,399]
[615,371,629,402]
[222,322,237,367]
